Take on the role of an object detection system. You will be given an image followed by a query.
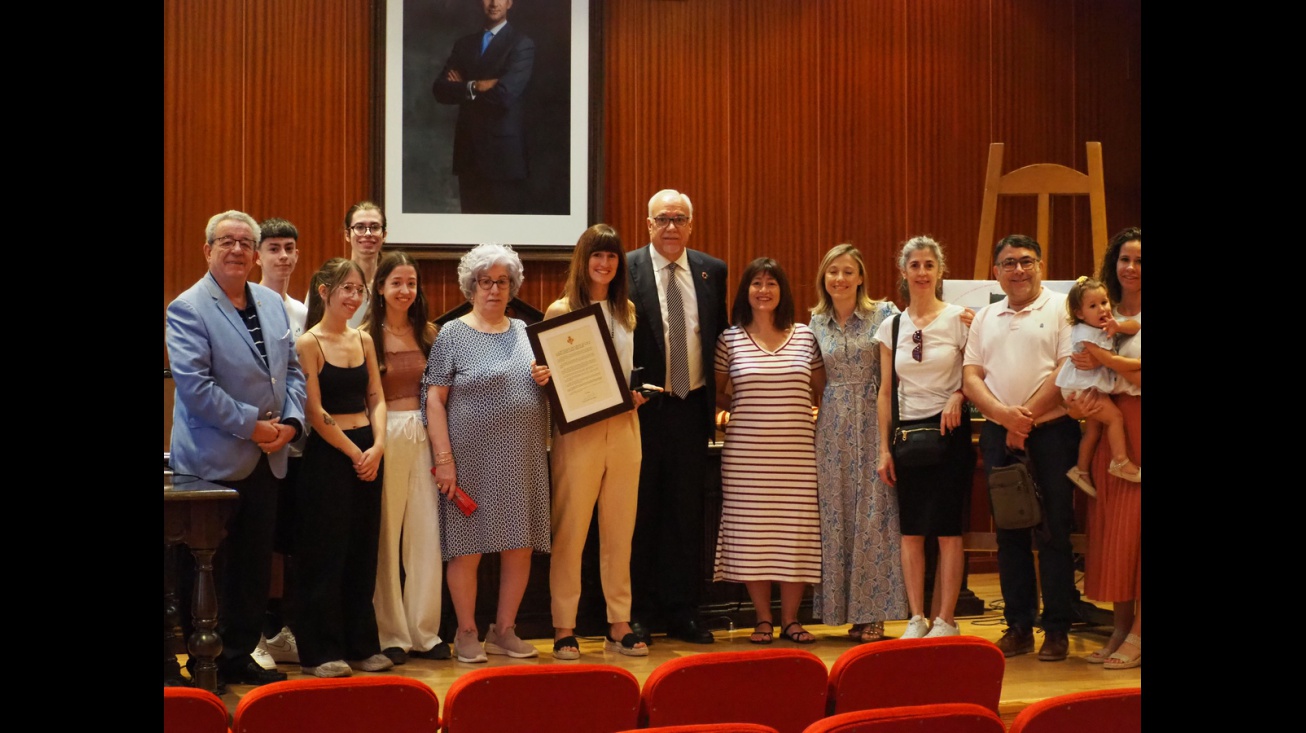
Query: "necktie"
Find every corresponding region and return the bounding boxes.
[481,31,493,56]
[665,262,690,398]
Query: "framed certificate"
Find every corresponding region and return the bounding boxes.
[526,302,633,434]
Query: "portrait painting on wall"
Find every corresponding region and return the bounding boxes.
[384,0,592,246]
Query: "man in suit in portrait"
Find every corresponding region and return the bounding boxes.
[627,189,729,644]
[167,210,307,686]
[432,0,535,214]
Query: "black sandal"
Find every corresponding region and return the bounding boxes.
[750,621,775,645]
[552,635,580,660]
[604,633,649,657]
[783,621,816,644]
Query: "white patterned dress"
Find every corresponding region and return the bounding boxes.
[712,324,824,583]
[809,304,907,625]
[420,319,551,560]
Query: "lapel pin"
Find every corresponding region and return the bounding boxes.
[700,271,708,280]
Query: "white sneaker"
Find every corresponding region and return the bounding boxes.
[924,617,960,637]
[252,637,277,670]
[901,615,930,639]
[264,627,300,663]
[347,653,395,672]
[304,660,352,678]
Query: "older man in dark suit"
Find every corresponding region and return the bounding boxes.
[432,0,535,214]
[167,210,307,686]
[626,189,729,644]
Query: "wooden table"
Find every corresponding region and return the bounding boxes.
[164,473,238,695]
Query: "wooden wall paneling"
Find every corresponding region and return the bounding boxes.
[987,0,1088,280]
[903,0,993,297]
[630,0,734,279]
[600,0,652,252]
[164,0,249,316]
[726,0,822,312]
[1074,0,1142,239]
[816,0,909,304]
[245,0,376,300]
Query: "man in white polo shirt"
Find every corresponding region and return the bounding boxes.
[963,234,1080,662]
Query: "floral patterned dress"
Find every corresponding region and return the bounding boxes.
[809,303,907,626]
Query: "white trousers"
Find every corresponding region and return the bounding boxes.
[372,410,444,652]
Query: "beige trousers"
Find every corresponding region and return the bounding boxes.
[549,409,642,628]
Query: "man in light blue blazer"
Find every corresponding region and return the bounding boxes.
[167,209,307,686]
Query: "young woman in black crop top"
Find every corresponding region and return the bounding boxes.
[291,257,391,678]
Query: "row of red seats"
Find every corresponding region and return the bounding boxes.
[164,636,1141,733]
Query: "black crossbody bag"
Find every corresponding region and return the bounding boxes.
[889,314,950,468]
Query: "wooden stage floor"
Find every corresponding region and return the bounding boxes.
[191,572,1140,728]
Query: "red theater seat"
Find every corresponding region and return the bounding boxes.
[802,703,1005,733]
[622,725,780,733]
[1007,687,1142,733]
[640,649,827,733]
[232,676,439,733]
[826,636,1004,715]
[441,663,640,733]
[164,686,231,733]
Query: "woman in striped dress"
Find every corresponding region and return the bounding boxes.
[713,258,826,644]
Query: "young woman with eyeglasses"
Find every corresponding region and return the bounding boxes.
[875,237,974,640]
[292,258,392,677]
[342,201,388,327]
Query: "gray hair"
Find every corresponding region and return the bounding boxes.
[457,243,525,300]
[647,189,693,217]
[205,210,261,244]
[897,235,947,301]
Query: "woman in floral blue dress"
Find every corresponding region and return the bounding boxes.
[809,244,907,642]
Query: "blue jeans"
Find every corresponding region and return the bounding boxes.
[980,418,1081,633]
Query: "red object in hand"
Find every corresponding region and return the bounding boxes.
[431,467,478,516]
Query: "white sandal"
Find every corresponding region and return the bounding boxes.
[1103,633,1141,670]
[1066,467,1097,498]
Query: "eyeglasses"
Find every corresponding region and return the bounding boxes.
[652,215,690,229]
[337,283,368,298]
[350,223,385,235]
[476,277,512,291]
[911,329,923,362]
[212,236,255,251]
[997,257,1040,272]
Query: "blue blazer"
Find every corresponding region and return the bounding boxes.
[166,274,307,481]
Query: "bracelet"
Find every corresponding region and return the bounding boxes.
[434,455,455,465]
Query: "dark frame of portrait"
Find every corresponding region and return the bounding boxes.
[379,0,600,247]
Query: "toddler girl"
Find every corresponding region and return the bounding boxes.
[1055,276,1141,496]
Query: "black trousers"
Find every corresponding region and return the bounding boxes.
[630,388,710,625]
[293,428,384,665]
[212,454,281,668]
[979,417,1082,633]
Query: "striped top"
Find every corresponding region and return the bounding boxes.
[712,324,824,583]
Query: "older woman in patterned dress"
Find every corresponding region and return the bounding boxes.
[809,244,907,643]
[422,243,551,663]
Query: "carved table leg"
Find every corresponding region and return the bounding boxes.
[187,546,224,694]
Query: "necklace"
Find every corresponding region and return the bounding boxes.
[383,322,413,337]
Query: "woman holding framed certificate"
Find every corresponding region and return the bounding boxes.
[539,224,650,660]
